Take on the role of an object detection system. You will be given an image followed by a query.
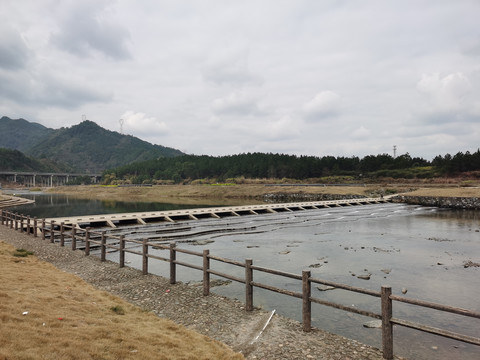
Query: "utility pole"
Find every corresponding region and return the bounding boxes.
[393,145,397,158]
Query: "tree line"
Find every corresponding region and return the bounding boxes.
[103,150,480,184]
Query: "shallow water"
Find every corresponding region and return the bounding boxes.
[10,195,480,359]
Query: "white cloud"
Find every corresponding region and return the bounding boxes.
[350,126,371,140]
[50,0,131,60]
[202,46,262,86]
[2,0,480,160]
[302,91,341,120]
[417,72,473,112]
[0,24,30,70]
[211,92,262,116]
[121,111,169,137]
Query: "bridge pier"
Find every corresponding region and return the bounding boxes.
[0,171,101,187]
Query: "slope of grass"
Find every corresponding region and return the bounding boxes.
[0,241,243,360]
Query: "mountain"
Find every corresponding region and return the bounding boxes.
[0,116,54,152]
[0,116,184,173]
[0,148,72,172]
[25,120,183,172]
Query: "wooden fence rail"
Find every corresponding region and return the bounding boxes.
[1,209,479,360]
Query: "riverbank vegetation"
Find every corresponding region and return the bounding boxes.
[102,150,480,185]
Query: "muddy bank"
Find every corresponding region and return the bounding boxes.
[393,195,480,209]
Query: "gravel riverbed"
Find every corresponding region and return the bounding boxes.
[0,225,402,360]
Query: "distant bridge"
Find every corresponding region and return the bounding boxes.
[0,171,102,187]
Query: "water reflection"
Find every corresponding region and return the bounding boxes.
[10,193,217,218]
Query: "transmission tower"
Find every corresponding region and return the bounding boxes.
[393,145,397,158]
[119,118,124,134]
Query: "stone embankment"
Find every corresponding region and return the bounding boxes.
[264,193,367,202]
[392,195,480,210]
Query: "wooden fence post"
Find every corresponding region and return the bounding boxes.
[119,235,125,268]
[60,222,65,246]
[11,212,15,229]
[141,239,148,275]
[245,259,253,311]
[0,210,3,225]
[50,221,55,243]
[170,242,176,284]
[302,270,312,332]
[19,214,24,233]
[41,219,46,240]
[100,231,106,261]
[72,226,77,251]
[83,228,88,255]
[33,217,38,237]
[381,286,394,360]
[203,249,210,296]
[26,216,31,235]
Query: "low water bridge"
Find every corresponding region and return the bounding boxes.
[47,196,392,229]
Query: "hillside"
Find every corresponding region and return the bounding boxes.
[0,117,184,172]
[0,116,54,152]
[0,148,72,172]
[26,120,183,172]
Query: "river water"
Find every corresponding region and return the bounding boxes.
[9,192,480,360]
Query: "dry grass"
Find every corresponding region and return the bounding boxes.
[49,184,390,204]
[0,241,243,360]
[48,183,480,206]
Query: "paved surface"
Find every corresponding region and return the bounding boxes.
[0,225,404,359]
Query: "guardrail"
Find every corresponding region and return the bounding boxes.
[1,209,479,360]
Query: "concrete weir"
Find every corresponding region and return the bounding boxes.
[47,196,392,229]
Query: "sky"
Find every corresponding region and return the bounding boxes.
[1,0,479,160]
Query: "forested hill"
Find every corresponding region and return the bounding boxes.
[0,116,54,152]
[0,117,184,172]
[105,150,480,184]
[0,148,72,172]
[26,120,184,173]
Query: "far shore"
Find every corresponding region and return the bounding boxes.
[42,183,480,205]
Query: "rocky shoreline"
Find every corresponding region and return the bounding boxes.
[263,193,368,202]
[392,195,480,209]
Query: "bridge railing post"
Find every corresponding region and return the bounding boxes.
[72,225,77,251]
[41,219,46,240]
[302,270,312,332]
[170,242,176,284]
[60,222,65,246]
[100,231,106,261]
[203,249,210,296]
[245,259,253,311]
[381,286,394,360]
[119,235,125,268]
[142,239,148,275]
[50,220,55,243]
[84,228,90,255]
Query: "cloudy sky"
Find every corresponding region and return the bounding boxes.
[1,1,479,159]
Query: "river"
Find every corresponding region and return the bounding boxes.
[9,192,480,360]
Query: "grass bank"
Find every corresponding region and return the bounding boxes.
[0,240,243,360]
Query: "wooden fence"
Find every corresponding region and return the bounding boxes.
[1,210,479,360]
